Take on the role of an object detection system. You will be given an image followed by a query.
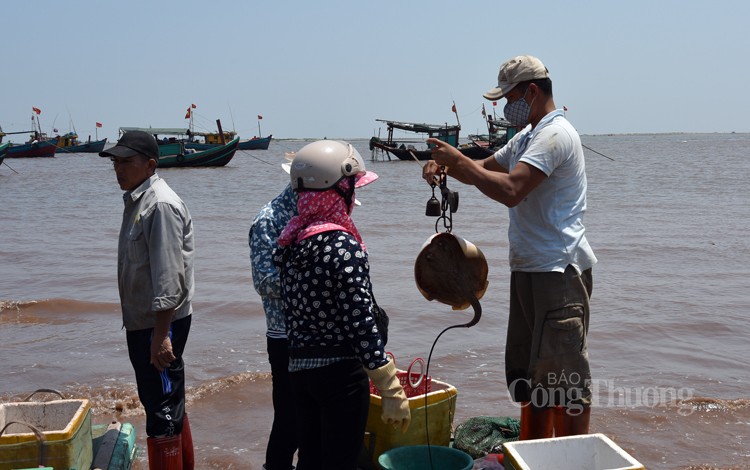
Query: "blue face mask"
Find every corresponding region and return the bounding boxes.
[503,88,532,127]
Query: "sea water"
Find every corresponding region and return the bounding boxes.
[1,133,749,469]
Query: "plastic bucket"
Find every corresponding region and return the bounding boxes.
[361,380,457,469]
[378,445,473,470]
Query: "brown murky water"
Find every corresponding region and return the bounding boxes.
[2,134,749,468]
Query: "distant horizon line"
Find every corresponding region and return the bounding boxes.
[273,131,748,141]
[2,131,746,145]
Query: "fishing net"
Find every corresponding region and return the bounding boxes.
[452,416,521,458]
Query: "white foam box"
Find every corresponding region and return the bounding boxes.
[503,433,644,470]
[0,399,92,470]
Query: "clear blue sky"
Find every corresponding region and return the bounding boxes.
[2,0,748,141]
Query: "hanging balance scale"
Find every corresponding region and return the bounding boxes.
[414,167,488,327]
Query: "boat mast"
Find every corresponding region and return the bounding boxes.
[216,119,226,144]
[32,113,43,140]
[185,104,196,141]
[68,110,78,138]
[452,101,460,129]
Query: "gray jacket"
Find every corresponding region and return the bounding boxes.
[118,174,194,330]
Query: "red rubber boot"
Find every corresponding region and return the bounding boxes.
[519,402,554,440]
[147,434,183,470]
[181,413,195,470]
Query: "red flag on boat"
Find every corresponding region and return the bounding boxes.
[32,107,41,115]
[492,101,497,107]
[481,105,486,117]
[185,108,191,119]
[257,115,263,120]
[563,106,568,111]
[96,122,102,128]
[451,103,457,113]
[191,103,197,109]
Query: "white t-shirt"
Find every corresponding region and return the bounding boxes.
[493,109,597,273]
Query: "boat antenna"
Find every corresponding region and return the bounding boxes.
[66,106,77,136]
[227,103,236,133]
[51,113,60,135]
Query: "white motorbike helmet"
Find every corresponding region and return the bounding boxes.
[290,140,377,191]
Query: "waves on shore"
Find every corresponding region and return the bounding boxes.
[0,371,271,419]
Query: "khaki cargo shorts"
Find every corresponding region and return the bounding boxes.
[505,265,592,407]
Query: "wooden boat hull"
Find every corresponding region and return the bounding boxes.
[159,137,240,168]
[6,139,58,158]
[57,139,107,153]
[57,138,108,154]
[238,135,271,150]
[185,135,272,151]
[371,140,493,161]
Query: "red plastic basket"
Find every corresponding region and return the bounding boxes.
[369,355,432,398]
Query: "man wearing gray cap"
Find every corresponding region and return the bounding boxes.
[100,130,195,469]
[422,55,597,440]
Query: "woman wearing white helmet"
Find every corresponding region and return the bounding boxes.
[275,140,410,469]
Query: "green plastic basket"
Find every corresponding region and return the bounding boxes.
[378,445,473,470]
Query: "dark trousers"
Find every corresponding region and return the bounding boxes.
[266,336,298,470]
[127,315,191,438]
[291,359,370,470]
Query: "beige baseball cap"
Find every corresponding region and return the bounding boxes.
[483,55,549,100]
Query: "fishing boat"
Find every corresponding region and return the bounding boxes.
[0,389,136,470]
[467,110,518,151]
[56,132,108,154]
[238,135,272,150]
[370,102,497,161]
[369,119,493,161]
[236,114,271,150]
[183,109,272,151]
[2,112,59,158]
[5,136,59,158]
[160,136,240,168]
[185,132,272,151]
[118,126,240,168]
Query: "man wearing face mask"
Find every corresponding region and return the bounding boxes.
[422,55,597,440]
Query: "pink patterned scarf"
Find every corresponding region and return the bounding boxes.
[278,182,365,251]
